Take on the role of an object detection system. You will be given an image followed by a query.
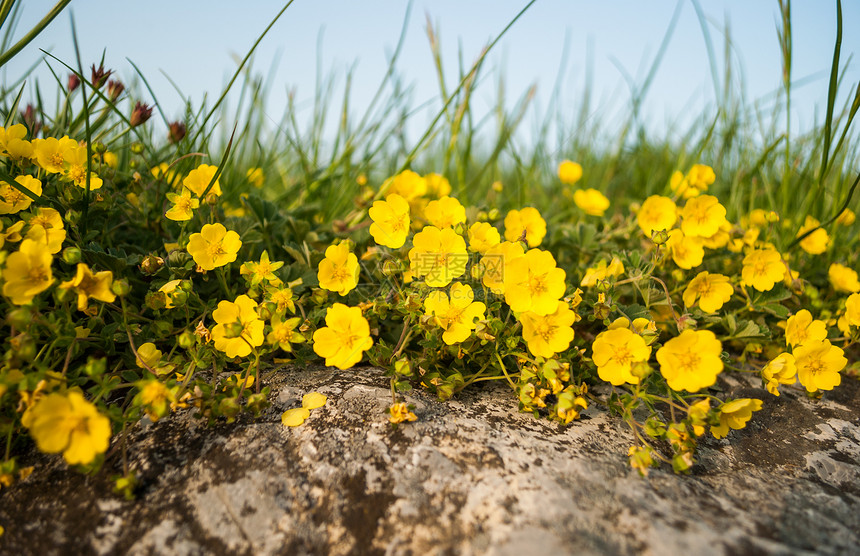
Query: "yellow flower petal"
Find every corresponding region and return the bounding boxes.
[281,407,311,427]
[302,392,328,410]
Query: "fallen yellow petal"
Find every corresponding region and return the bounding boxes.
[281,407,310,427]
[302,392,327,410]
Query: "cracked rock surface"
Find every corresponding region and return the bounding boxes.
[1,366,859,555]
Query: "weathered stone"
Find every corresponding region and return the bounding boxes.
[1,366,859,555]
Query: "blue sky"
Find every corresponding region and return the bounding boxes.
[3,1,859,143]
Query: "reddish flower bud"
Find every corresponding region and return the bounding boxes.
[107,79,125,101]
[130,102,153,127]
[90,64,113,89]
[168,121,186,143]
[68,73,81,92]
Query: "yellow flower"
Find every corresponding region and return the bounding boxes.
[151,162,178,183]
[26,207,66,253]
[389,402,418,424]
[240,250,284,287]
[2,238,53,305]
[368,194,410,248]
[637,195,677,237]
[681,195,728,238]
[504,249,567,315]
[656,329,723,392]
[382,170,427,202]
[573,188,610,217]
[32,136,77,173]
[424,196,466,229]
[408,225,467,287]
[741,248,784,292]
[0,176,42,214]
[592,327,651,385]
[519,301,576,358]
[699,220,732,250]
[165,188,199,221]
[784,309,827,348]
[424,173,452,197]
[794,340,848,392]
[467,222,501,253]
[183,164,222,197]
[682,271,733,313]
[103,151,118,169]
[318,242,360,295]
[504,207,546,247]
[669,170,695,198]
[312,303,373,369]
[828,263,860,293]
[761,352,797,396]
[134,342,174,376]
[186,223,242,271]
[134,380,175,422]
[580,256,624,288]
[0,124,28,155]
[424,282,486,345]
[267,286,296,314]
[711,398,763,439]
[25,391,111,465]
[686,164,716,192]
[557,160,583,185]
[836,208,855,226]
[267,314,305,351]
[63,144,103,190]
[846,293,860,328]
[797,216,829,255]
[687,398,710,436]
[211,294,265,358]
[665,229,704,269]
[246,167,264,188]
[58,263,116,312]
[479,241,524,294]
[795,340,845,392]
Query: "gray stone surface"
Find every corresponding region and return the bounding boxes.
[1,366,859,555]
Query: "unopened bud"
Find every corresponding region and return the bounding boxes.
[62,247,82,265]
[140,254,165,275]
[651,229,670,245]
[111,279,131,297]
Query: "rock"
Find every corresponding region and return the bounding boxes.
[1,366,859,555]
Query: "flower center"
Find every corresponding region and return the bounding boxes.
[677,351,701,372]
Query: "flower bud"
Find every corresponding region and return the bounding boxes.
[130,102,153,127]
[111,279,131,297]
[140,254,165,275]
[68,73,81,92]
[222,322,245,339]
[651,229,670,245]
[178,330,196,349]
[145,291,167,311]
[93,141,107,154]
[106,79,125,101]
[85,356,107,377]
[90,64,113,89]
[130,142,145,155]
[61,247,82,265]
[7,308,32,330]
[10,334,36,361]
[168,121,187,143]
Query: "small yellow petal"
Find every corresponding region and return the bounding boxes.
[302,392,328,410]
[281,407,311,427]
